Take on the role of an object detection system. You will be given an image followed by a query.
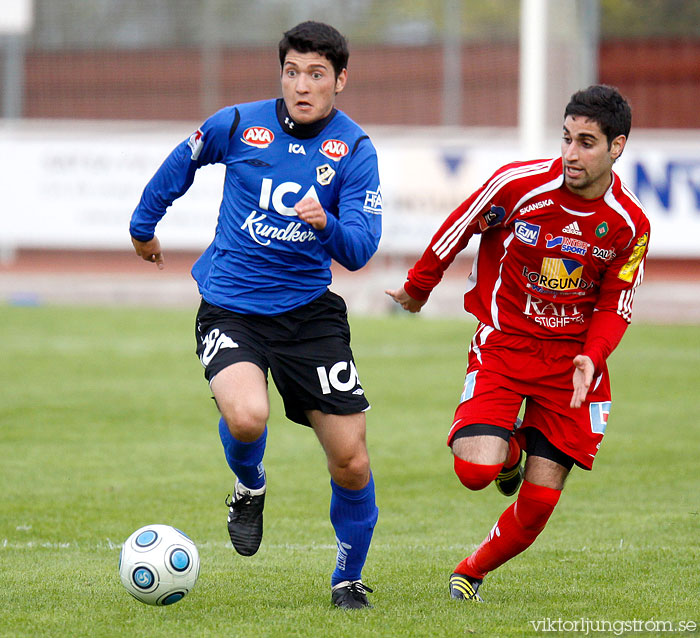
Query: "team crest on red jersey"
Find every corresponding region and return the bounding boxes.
[320,139,348,161]
[241,126,274,148]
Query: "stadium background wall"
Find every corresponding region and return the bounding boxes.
[22,39,700,128]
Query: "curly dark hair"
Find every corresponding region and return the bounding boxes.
[278,21,349,78]
[565,85,632,148]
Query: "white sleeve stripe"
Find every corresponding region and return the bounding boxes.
[617,289,633,322]
[620,180,646,211]
[604,177,641,249]
[431,161,553,260]
[616,259,646,322]
[432,161,551,257]
[490,233,514,330]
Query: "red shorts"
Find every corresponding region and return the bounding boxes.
[446,324,612,470]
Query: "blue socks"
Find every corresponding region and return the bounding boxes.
[218,416,266,490]
[330,473,379,586]
[219,416,378,585]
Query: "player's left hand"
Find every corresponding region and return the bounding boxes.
[295,197,327,230]
[570,354,594,408]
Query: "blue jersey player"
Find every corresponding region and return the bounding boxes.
[129,22,381,609]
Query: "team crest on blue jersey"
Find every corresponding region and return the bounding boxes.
[317,164,336,186]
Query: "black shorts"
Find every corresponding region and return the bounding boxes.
[452,423,575,471]
[195,291,370,427]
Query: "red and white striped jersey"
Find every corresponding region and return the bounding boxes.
[405,157,650,343]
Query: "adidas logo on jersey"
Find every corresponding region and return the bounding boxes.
[562,221,582,236]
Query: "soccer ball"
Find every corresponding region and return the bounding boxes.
[119,524,200,606]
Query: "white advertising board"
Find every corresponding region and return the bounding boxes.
[0,0,33,34]
[0,121,698,258]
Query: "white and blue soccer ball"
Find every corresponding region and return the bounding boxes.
[119,524,200,606]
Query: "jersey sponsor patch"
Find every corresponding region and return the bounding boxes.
[514,220,541,246]
[188,129,204,160]
[592,245,616,262]
[522,258,593,293]
[320,139,348,161]
[240,210,316,246]
[241,126,274,148]
[618,232,648,282]
[363,186,383,215]
[316,360,361,395]
[288,142,306,155]
[518,198,554,215]
[589,401,611,435]
[545,234,589,256]
[523,293,585,328]
[257,177,319,216]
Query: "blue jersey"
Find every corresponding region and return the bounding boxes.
[130,98,382,314]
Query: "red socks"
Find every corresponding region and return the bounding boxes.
[455,480,561,579]
[453,456,502,490]
[505,435,521,469]
[452,435,521,490]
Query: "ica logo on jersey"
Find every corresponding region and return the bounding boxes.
[316,361,363,395]
[320,139,348,161]
[240,178,320,246]
[258,178,320,217]
[241,126,274,148]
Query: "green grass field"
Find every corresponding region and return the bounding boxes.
[1,305,698,637]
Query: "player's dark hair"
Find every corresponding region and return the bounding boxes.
[279,21,349,77]
[565,85,632,148]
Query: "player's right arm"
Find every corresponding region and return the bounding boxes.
[129,107,236,265]
[387,159,557,312]
[385,178,497,311]
[384,191,486,311]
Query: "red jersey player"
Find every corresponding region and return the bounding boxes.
[386,85,650,601]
